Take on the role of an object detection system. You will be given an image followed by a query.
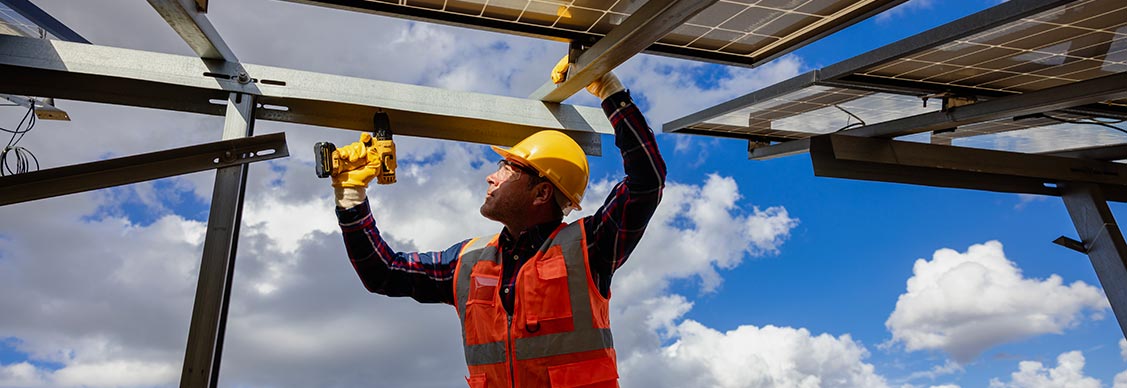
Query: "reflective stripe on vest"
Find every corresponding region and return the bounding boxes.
[454,222,613,367]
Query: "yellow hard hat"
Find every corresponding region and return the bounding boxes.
[491,130,589,211]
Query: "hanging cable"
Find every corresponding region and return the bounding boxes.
[833,104,866,132]
[1040,112,1127,136]
[2,103,40,176]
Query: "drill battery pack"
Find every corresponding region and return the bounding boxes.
[313,141,336,178]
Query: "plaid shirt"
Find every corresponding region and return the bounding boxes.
[337,90,666,312]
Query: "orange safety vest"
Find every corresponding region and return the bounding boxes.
[453,221,617,388]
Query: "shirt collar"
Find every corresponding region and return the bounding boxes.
[499,220,563,249]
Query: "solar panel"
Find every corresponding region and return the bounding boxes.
[952,119,1127,154]
[666,0,1127,156]
[289,0,906,66]
[854,0,1127,99]
[0,3,40,38]
[680,84,939,140]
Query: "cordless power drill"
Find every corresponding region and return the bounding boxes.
[314,112,397,185]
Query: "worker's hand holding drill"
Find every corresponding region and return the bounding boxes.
[329,132,396,188]
[318,112,397,208]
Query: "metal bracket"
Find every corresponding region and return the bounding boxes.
[921,92,977,111]
[1053,235,1088,254]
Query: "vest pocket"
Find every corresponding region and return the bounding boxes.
[468,274,499,306]
[465,373,487,388]
[546,357,618,388]
[523,248,573,334]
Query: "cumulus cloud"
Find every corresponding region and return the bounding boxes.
[596,174,798,304]
[988,351,1101,388]
[621,322,889,388]
[885,241,1109,363]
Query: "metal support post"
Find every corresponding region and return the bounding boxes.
[180,92,255,387]
[1060,182,1127,340]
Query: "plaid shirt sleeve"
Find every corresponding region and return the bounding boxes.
[336,199,465,305]
[584,90,667,295]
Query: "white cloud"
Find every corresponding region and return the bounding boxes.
[904,360,964,381]
[1121,338,1127,360]
[886,241,1108,363]
[876,0,936,23]
[620,322,889,388]
[0,362,46,387]
[988,351,1101,388]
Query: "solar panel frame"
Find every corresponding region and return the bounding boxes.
[282,0,908,67]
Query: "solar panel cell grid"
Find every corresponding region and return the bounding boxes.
[858,0,1127,95]
[335,0,899,64]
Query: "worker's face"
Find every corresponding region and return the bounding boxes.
[481,160,537,223]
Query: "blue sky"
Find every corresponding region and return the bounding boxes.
[1,0,1125,387]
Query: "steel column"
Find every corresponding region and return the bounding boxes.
[180,92,255,388]
[1060,183,1127,339]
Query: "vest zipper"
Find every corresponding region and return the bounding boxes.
[507,314,516,388]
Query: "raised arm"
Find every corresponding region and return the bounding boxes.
[336,196,464,305]
[583,82,668,295]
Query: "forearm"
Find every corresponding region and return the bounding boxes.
[586,91,667,290]
[601,91,666,191]
[337,199,460,305]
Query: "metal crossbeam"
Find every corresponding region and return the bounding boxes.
[528,0,716,102]
[148,0,237,61]
[747,71,1127,160]
[0,132,287,206]
[1061,183,1127,340]
[0,34,610,154]
[0,0,90,43]
[1045,143,1127,161]
[808,134,1127,201]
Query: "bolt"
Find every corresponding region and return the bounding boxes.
[236,71,251,84]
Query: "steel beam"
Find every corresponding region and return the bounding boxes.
[1060,182,1127,339]
[148,0,236,61]
[0,35,608,155]
[0,132,285,206]
[747,71,1127,160]
[1046,143,1127,162]
[808,134,1127,201]
[0,0,90,43]
[181,93,255,388]
[528,0,716,102]
[663,71,820,135]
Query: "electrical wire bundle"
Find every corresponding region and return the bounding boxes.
[1,103,39,176]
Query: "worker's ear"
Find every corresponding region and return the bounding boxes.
[531,181,555,206]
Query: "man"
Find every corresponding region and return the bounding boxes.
[332,63,665,387]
